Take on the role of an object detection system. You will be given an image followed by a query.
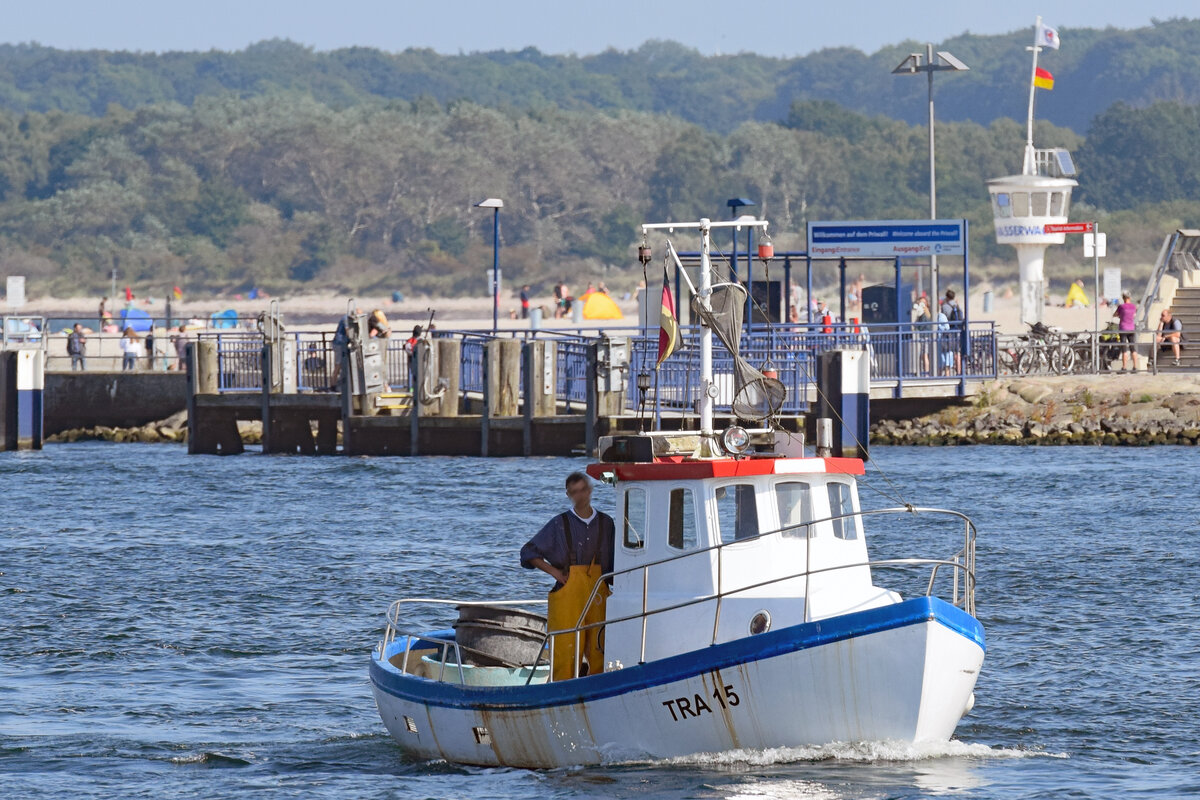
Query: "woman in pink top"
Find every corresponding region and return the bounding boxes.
[1113,291,1138,371]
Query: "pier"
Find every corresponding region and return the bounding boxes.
[178,310,1000,457]
[7,311,1002,455]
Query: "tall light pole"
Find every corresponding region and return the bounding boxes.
[474,198,504,333]
[893,45,968,306]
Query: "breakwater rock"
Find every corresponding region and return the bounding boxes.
[46,410,190,444]
[872,374,1200,446]
[45,414,270,445]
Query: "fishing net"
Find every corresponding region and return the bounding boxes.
[696,283,786,421]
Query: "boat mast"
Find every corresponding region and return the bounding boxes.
[641,217,769,440]
[699,219,714,434]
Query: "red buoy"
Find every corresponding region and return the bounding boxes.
[757,242,774,261]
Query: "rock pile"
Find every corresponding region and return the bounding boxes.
[47,410,189,444]
[872,375,1200,446]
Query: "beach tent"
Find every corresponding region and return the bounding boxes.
[119,307,153,333]
[210,309,239,329]
[582,292,624,320]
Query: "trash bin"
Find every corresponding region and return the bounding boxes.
[529,307,542,330]
[983,291,993,313]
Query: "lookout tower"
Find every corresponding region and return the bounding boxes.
[986,17,1076,326]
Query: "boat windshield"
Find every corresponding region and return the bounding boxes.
[827,482,859,540]
[668,487,698,550]
[714,484,759,543]
[623,487,646,549]
[776,481,813,538]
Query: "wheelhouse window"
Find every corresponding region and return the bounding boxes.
[993,192,1012,218]
[776,481,813,538]
[1049,191,1064,217]
[1012,192,1030,217]
[668,488,697,550]
[827,482,858,540]
[623,487,646,549]
[714,484,760,544]
[1031,191,1049,217]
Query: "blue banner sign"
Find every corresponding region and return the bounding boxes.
[807,220,966,258]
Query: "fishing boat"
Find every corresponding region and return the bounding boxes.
[369,218,984,767]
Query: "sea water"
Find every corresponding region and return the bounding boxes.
[2,443,1198,799]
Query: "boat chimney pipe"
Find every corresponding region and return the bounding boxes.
[815,418,833,457]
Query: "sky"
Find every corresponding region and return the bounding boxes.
[5,1,1198,57]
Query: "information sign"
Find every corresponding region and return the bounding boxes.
[1083,232,1107,258]
[806,220,965,258]
[1043,222,1094,234]
[1103,268,1122,302]
[5,276,25,309]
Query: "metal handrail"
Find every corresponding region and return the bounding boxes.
[551,505,975,681]
[376,506,977,684]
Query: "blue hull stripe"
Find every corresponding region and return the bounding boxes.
[370,596,983,712]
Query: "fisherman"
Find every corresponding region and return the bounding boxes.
[521,471,614,681]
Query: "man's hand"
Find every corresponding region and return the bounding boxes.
[531,558,568,586]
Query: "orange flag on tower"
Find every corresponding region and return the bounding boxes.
[656,267,680,368]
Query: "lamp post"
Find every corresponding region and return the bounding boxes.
[474,198,504,333]
[727,197,755,324]
[893,44,968,305]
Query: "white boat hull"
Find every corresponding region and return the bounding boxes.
[370,597,984,767]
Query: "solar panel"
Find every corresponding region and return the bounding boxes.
[1054,149,1077,177]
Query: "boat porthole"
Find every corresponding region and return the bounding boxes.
[749,610,771,635]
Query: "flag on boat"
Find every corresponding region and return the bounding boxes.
[656,268,680,368]
[1035,21,1060,50]
[1034,67,1054,90]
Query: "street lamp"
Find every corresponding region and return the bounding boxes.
[727,197,755,324]
[474,198,504,333]
[893,44,968,305]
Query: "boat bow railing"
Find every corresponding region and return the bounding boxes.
[376,598,547,677]
[376,508,977,685]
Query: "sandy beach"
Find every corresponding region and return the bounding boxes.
[11,284,1110,336]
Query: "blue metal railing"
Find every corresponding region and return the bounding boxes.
[203,332,262,392]
[295,332,335,392]
[557,340,591,411]
[204,323,998,412]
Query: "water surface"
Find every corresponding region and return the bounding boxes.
[2,444,1197,798]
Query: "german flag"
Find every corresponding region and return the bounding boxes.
[1034,67,1054,90]
[656,267,680,368]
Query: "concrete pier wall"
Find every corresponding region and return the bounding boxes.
[43,371,188,435]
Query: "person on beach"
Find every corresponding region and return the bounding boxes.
[1156,308,1184,366]
[1114,291,1139,372]
[67,323,87,371]
[98,297,109,328]
[119,327,141,371]
[520,285,531,319]
[521,471,614,681]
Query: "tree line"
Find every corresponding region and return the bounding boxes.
[3,19,1200,135]
[0,92,1196,298]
